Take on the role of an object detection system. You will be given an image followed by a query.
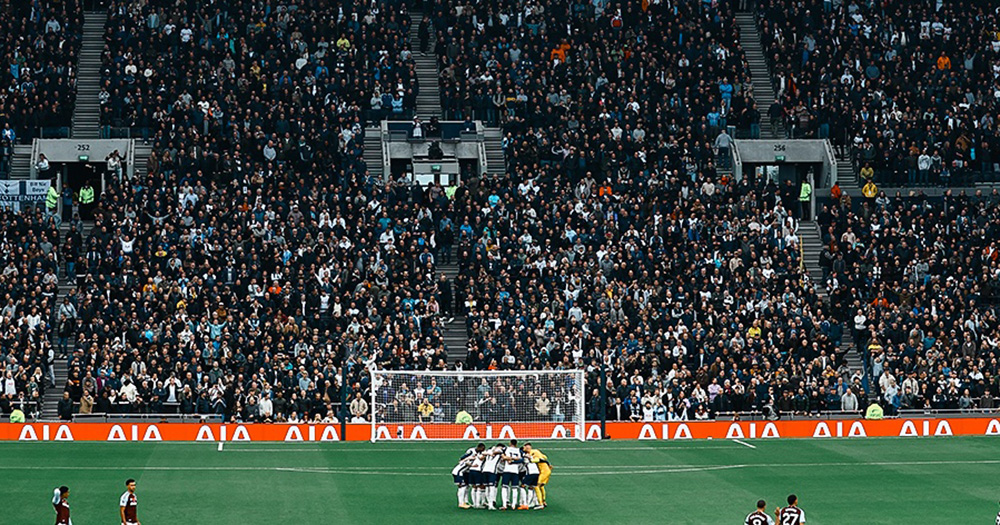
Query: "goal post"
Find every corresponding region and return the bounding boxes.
[370,369,586,442]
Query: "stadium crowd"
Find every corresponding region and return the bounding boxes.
[757,0,1000,184]
[4,0,1000,425]
[100,0,417,138]
[427,0,763,141]
[0,0,81,162]
[816,188,1000,414]
[0,207,66,417]
[34,0,439,423]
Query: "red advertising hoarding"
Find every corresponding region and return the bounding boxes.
[1,418,999,442]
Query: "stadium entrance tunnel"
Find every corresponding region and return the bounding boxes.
[27,138,138,219]
[730,139,838,220]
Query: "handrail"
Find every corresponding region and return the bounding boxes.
[70,412,224,423]
[31,127,71,140]
[823,138,837,186]
[798,219,805,287]
[29,407,999,424]
[379,120,390,179]
[860,347,872,396]
[0,400,40,414]
[715,406,1000,421]
[105,126,151,139]
[475,121,489,177]
[731,139,743,181]
[29,138,39,179]
[125,139,136,179]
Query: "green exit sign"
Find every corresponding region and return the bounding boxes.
[431,164,441,172]
[78,155,89,161]
[774,155,786,162]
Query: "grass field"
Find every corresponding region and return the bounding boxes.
[4,436,1000,523]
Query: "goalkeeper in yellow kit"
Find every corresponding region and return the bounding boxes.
[523,443,551,508]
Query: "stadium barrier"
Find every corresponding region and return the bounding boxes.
[3,418,1000,442]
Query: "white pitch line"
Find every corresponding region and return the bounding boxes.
[218,445,744,453]
[220,445,741,453]
[732,439,756,449]
[0,465,738,476]
[3,459,1000,475]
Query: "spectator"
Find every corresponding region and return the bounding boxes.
[534,392,551,419]
[418,398,434,423]
[105,150,122,182]
[36,154,51,179]
[840,388,858,413]
[799,178,812,220]
[78,181,94,219]
[714,129,733,170]
[351,393,370,423]
[79,391,94,415]
[45,179,59,217]
[57,392,74,421]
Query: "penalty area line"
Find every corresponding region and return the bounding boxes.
[732,439,756,449]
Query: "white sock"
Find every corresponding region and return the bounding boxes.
[501,486,509,508]
[489,486,497,506]
[527,489,538,507]
[473,487,481,507]
[511,485,519,508]
[458,486,466,506]
[519,487,527,506]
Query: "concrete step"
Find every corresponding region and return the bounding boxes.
[407,10,442,119]
[72,12,108,140]
[363,127,383,177]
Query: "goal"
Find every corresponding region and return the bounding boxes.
[369,369,586,441]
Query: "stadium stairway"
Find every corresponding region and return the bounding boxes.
[799,222,825,296]
[9,144,33,179]
[42,357,69,421]
[734,12,784,139]
[363,127,383,179]
[409,12,442,120]
[437,248,467,365]
[800,221,863,375]
[483,127,504,176]
[42,220,92,420]
[132,142,153,179]
[834,151,860,193]
[72,12,107,139]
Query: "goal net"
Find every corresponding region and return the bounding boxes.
[370,369,586,441]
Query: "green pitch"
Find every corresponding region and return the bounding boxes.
[4,436,999,523]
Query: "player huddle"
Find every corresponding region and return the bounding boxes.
[451,439,551,511]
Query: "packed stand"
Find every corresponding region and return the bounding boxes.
[49,0,880,425]
[426,0,764,141]
[50,0,449,423]
[445,159,866,422]
[0,0,82,147]
[0,206,77,418]
[815,189,1000,415]
[100,0,417,138]
[757,0,1000,184]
